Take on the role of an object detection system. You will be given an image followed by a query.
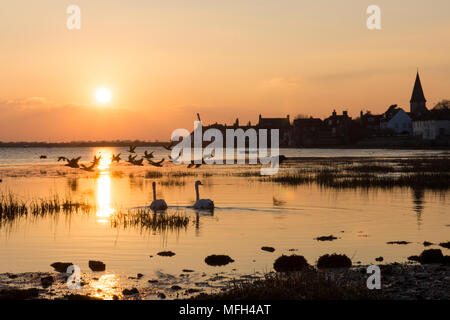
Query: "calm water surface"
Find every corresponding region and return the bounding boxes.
[0,147,448,278]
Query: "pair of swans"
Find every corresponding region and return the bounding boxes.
[150,180,214,211]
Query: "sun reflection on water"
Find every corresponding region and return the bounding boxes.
[90,274,120,299]
[95,149,114,221]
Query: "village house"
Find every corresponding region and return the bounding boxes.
[380,105,413,135]
[256,114,291,147]
[413,105,450,140]
[292,117,324,147]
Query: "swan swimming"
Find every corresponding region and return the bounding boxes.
[193,180,214,211]
[150,181,168,211]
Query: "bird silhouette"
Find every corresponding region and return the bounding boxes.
[58,156,68,162]
[148,158,164,167]
[144,150,154,159]
[40,155,47,159]
[127,154,137,164]
[163,142,175,151]
[193,180,214,211]
[80,163,96,172]
[150,181,168,211]
[111,153,121,163]
[128,146,137,153]
[65,157,81,168]
[91,155,102,167]
[133,157,144,166]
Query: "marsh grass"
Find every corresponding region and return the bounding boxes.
[160,179,186,186]
[0,193,93,226]
[196,269,378,300]
[145,171,163,179]
[110,209,190,231]
[267,160,450,190]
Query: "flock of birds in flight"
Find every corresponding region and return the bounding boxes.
[41,143,208,172]
[38,144,216,210]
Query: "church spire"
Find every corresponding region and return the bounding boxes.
[410,71,426,103]
[410,71,428,115]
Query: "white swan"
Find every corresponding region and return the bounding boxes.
[150,181,167,211]
[193,180,214,210]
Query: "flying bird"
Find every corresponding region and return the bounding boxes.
[111,153,121,163]
[144,150,154,159]
[80,163,96,172]
[127,154,137,164]
[128,146,137,153]
[148,158,165,167]
[133,157,144,166]
[163,142,175,151]
[91,155,102,167]
[40,155,47,159]
[65,157,81,168]
[58,156,68,162]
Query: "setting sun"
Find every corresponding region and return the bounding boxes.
[95,87,111,104]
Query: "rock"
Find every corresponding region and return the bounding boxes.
[0,288,39,300]
[185,288,201,294]
[418,249,444,264]
[375,256,384,262]
[137,273,144,279]
[423,241,434,247]
[439,242,450,249]
[122,288,139,295]
[387,241,411,245]
[261,246,275,252]
[273,255,309,272]
[50,262,73,273]
[148,280,158,283]
[182,269,194,273]
[317,254,352,269]
[40,276,54,288]
[204,255,234,266]
[408,255,420,262]
[157,251,175,257]
[314,235,338,241]
[6,273,18,279]
[88,260,106,271]
[171,285,182,291]
[157,293,166,299]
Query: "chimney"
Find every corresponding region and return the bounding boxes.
[287,115,290,123]
[343,111,348,116]
[360,110,363,118]
[332,110,337,116]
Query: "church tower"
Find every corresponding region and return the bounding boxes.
[410,71,428,116]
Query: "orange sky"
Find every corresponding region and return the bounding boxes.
[0,0,449,142]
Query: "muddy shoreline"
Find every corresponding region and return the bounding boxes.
[1,262,448,300]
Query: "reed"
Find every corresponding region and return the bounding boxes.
[0,193,93,226]
[145,171,163,179]
[267,170,450,190]
[110,209,190,231]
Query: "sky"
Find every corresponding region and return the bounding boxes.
[0,0,449,142]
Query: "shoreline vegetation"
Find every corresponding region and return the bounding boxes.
[0,141,450,150]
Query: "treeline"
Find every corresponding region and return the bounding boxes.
[0,140,170,148]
